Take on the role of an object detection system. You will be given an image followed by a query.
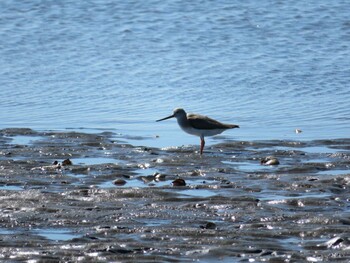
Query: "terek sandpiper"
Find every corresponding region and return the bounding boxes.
[156,108,239,155]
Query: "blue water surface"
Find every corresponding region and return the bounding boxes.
[0,0,349,147]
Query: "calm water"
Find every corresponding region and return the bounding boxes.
[0,0,349,147]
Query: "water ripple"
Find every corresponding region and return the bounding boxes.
[0,0,349,140]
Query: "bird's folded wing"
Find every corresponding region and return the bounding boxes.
[187,114,235,130]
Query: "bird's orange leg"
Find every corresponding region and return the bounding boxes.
[200,137,205,155]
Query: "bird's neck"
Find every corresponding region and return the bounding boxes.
[176,116,190,128]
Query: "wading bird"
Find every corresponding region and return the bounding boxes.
[156,108,239,155]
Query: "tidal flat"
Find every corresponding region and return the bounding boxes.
[0,128,349,262]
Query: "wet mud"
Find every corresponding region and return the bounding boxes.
[0,128,349,262]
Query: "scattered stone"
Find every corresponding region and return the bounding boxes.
[200,222,217,230]
[154,172,166,181]
[191,170,202,176]
[261,156,280,165]
[113,179,127,186]
[172,178,186,186]
[308,178,318,181]
[62,158,73,166]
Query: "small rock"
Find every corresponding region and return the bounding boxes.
[261,156,280,165]
[200,222,217,230]
[113,179,127,186]
[308,178,318,181]
[62,159,73,166]
[154,172,166,181]
[191,170,202,176]
[172,178,186,186]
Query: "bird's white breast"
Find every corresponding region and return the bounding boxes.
[180,126,225,138]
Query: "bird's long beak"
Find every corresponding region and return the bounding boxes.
[156,114,174,122]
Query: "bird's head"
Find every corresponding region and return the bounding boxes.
[156,108,186,122]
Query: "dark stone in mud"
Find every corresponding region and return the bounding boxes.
[154,172,166,181]
[62,158,72,166]
[200,222,217,230]
[113,179,127,186]
[260,156,280,165]
[172,178,186,186]
[308,177,318,181]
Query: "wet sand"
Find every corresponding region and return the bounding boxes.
[0,128,349,262]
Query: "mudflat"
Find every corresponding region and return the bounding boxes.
[0,128,349,262]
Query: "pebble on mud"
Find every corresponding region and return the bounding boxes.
[172,178,186,186]
[113,179,127,186]
[200,222,217,230]
[154,172,166,181]
[62,159,73,166]
[260,156,280,165]
[191,170,203,176]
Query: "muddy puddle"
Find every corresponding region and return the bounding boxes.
[0,128,349,262]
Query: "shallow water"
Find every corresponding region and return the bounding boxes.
[0,0,349,145]
[32,228,82,241]
[0,128,350,262]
